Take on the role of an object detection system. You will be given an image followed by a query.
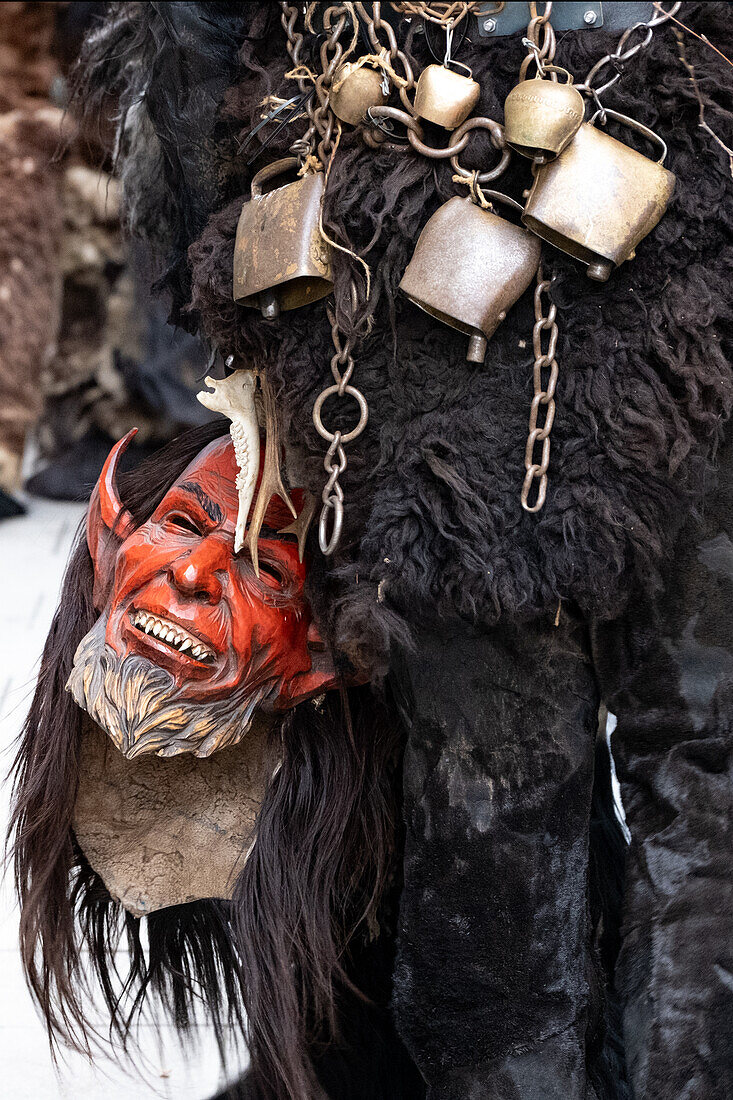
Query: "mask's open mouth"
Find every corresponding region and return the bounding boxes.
[130,609,216,664]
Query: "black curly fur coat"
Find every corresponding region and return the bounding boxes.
[77,3,733,1098]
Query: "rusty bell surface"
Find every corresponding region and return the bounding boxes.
[413,63,481,129]
[503,69,585,162]
[523,111,676,281]
[399,194,541,364]
[233,157,333,318]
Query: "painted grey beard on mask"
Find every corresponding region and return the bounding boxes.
[66,614,272,760]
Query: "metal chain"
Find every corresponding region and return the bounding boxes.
[279,4,370,555]
[521,265,559,513]
[519,1,556,80]
[390,1,482,28]
[312,283,370,554]
[280,2,354,165]
[576,1,682,110]
[519,4,558,513]
[279,3,315,162]
[365,103,511,177]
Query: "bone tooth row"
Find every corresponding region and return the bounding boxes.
[141,616,177,641]
[134,611,214,660]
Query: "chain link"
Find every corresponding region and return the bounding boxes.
[576,1,682,106]
[521,265,559,513]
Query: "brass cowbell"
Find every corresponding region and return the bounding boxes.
[233,157,333,318]
[523,110,676,282]
[330,61,388,126]
[503,66,584,163]
[414,62,480,130]
[399,192,541,364]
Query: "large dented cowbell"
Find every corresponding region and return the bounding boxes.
[399,193,541,364]
[504,67,584,163]
[233,157,333,318]
[523,110,676,282]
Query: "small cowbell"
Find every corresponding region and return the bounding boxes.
[523,109,676,281]
[233,157,333,317]
[414,62,480,130]
[503,67,584,163]
[330,61,388,126]
[399,193,541,363]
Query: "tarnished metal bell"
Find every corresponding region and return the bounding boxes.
[523,110,676,282]
[330,61,387,126]
[399,193,541,363]
[414,63,480,130]
[504,67,584,162]
[233,157,332,317]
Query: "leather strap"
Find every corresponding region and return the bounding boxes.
[475,2,655,39]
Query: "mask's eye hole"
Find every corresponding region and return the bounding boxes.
[167,513,202,536]
[258,559,286,588]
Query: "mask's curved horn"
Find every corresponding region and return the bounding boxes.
[87,430,137,608]
[97,429,137,532]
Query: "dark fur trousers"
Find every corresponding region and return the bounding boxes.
[391,432,733,1100]
[591,438,733,1100]
[393,613,604,1100]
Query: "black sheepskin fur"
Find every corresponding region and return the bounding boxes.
[78,2,250,312]
[79,3,733,677]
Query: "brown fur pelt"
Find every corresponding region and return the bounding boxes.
[78,4,733,679]
[0,107,65,482]
[0,1,58,110]
[0,3,73,486]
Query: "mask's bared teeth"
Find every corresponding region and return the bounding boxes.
[132,609,214,661]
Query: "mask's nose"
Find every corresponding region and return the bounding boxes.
[169,535,229,603]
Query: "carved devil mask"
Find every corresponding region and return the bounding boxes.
[67,431,337,759]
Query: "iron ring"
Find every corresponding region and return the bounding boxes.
[313,384,369,444]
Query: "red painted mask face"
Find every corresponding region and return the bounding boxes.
[70,432,337,759]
